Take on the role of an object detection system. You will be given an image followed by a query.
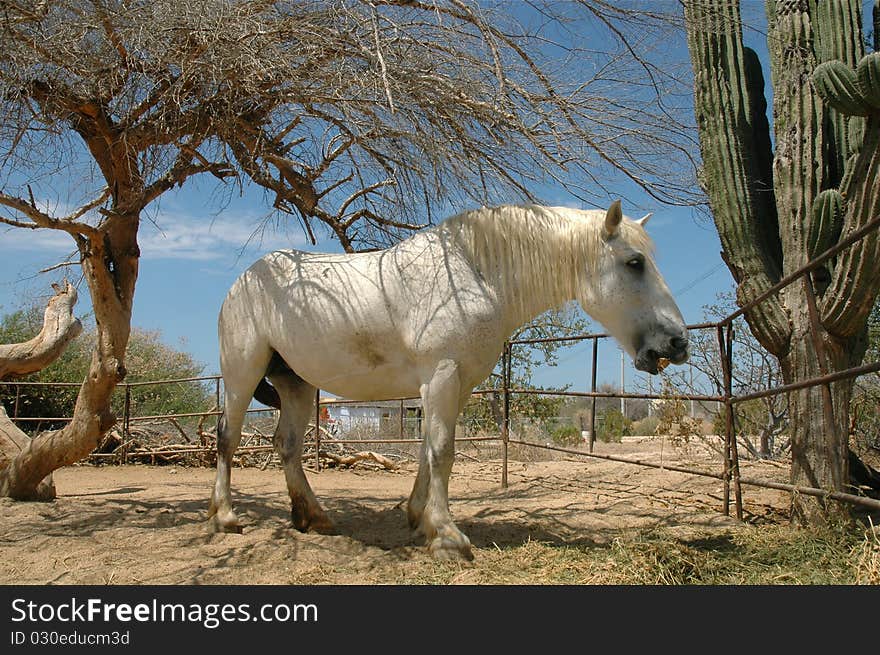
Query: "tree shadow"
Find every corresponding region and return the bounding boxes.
[62,487,147,497]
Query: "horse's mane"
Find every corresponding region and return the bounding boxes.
[433,204,655,313]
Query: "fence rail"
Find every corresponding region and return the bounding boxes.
[6,311,879,517]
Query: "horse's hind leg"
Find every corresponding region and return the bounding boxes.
[208,398,249,533]
[209,340,272,533]
[269,369,334,534]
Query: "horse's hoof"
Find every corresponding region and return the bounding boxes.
[292,511,336,535]
[209,512,243,534]
[428,534,474,562]
[307,516,337,535]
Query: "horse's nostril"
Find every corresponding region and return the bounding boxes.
[670,336,688,350]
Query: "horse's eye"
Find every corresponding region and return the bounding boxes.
[626,256,645,273]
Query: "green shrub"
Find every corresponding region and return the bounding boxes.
[631,415,660,436]
[597,408,631,442]
[550,423,582,447]
[0,308,212,431]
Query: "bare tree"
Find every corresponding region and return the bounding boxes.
[0,1,698,498]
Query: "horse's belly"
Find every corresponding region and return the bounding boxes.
[274,331,501,401]
[273,331,422,400]
[293,359,421,401]
[262,281,507,400]
[319,370,420,401]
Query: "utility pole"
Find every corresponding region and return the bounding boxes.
[690,365,695,418]
[619,347,625,417]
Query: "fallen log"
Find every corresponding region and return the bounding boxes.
[321,450,399,471]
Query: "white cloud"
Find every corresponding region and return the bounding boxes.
[138,214,288,261]
[0,207,308,262]
[0,225,75,254]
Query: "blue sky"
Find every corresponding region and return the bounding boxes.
[0,2,762,397]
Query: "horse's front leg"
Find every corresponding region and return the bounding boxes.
[407,359,473,561]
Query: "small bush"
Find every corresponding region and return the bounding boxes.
[597,408,631,442]
[631,415,660,436]
[550,424,582,447]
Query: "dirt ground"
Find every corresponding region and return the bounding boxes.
[0,441,792,585]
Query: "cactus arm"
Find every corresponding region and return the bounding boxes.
[812,62,870,116]
[684,0,790,356]
[807,189,845,260]
[814,0,861,69]
[803,1,880,337]
[857,53,880,107]
[820,117,880,337]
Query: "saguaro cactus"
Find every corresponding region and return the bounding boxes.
[684,0,880,523]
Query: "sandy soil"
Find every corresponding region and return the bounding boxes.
[0,441,791,584]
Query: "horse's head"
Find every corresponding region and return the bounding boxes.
[578,200,689,375]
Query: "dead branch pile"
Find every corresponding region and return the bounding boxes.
[86,416,405,472]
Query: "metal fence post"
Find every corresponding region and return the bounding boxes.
[122,384,131,465]
[399,398,405,439]
[314,388,321,472]
[725,324,743,520]
[501,341,510,488]
[590,336,598,453]
[716,325,732,517]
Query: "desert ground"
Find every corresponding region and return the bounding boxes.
[0,440,793,585]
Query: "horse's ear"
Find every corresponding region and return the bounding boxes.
[604,200,623,237]
[636,212,653,228]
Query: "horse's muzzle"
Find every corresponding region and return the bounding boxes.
[635,336,689,375]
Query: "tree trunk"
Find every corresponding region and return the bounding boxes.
[0,217,139,499]
[488,391,503,433]
[759,427,771,458]
[0,405,56,500]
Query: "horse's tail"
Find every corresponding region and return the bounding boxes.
[253,378,281,409]
[250,350,294,409]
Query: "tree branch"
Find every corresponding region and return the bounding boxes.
[0,191,100,239]
[0,282,82,379]
[139,148,236,210]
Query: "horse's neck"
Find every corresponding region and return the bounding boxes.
[460,206,590,331]
[496,258,579,333]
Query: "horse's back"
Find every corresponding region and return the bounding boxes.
[218,239,506,399]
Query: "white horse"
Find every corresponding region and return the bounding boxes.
[208,201,688,560]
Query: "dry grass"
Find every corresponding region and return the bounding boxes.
[284,522,879,585]
[853,522,880,584]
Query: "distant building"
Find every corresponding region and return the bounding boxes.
[324,398,422,435]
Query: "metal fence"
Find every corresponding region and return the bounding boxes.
[4,214,880,518]
[497,212,880,519]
